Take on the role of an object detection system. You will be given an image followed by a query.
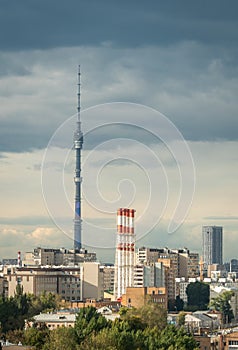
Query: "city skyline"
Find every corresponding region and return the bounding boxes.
[0,1,238,262]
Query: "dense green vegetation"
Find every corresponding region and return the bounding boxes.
[23,304,198,350]
[210,290,234,324]
[0,290,198,349]
[0,286,60,334]
[186,281,210,311]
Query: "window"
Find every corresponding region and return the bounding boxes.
[229,340,238,345]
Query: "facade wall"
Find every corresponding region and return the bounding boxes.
[136,248,160,264]
[203,226,223,267]
[175,279,189,302]
[4,263,102,301]
[121,286,167,309]
[0,276,4,296]
[194,335,211,350]
[23,247,96,266]
[158,258,177,301]
[83,262,104,300]
[102,265,115,292]
[187,253,200,278]
[134,263,165,288]
[224,332,238,350]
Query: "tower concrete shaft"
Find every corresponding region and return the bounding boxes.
[74,66,83,251]
[114,208,136,299]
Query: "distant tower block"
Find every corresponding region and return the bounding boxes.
[73,66,84,251]
[114,208,136,299]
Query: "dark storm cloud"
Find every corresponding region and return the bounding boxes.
[0,1,238,153]
[0,118,54,152]
[0,0,238,51]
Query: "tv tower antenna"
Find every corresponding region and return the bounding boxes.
[73,65,83,251]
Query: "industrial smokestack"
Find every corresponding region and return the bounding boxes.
[114,208,136,299]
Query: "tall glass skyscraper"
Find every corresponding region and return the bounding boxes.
[202,226,223,267]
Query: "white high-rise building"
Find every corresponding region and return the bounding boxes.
[114,208,135,299]
[202,226,223,267]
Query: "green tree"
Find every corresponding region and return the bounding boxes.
[5,329,25,345]
[175,295,184,311]
[178,311,186,327]
[42,327,78,350]
[210,290,234,324]
[79,323,199,350]
[168,298,176,311]
[119,303,167,331]
[0,296,20,332]
[186,281,210,310]
[75,306,109,343]
[144,325,199,350]
[24,325,49,350]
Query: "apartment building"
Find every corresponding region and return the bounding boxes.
[4,262,103,301]
[23,247,96,266]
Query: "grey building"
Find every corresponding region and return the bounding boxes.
[202,226,223,267]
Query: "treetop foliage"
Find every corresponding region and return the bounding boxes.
[186,281,210,311]
[0,294,199,349]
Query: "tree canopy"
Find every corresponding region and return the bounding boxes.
[210,290,234,324]
[0,297,199,349]
[186,281,210,311]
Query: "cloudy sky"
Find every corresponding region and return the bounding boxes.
[0,0,238,263]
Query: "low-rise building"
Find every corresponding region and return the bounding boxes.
[185,311,220,333]
[223,331,238,350]
[26,307,119,330]
[27,311,76,329]
[121,286,167,309]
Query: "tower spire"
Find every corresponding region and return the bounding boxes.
[73,65,83,251]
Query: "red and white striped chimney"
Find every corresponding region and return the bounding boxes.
[114,208,136,299]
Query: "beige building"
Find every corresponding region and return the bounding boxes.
[136,247,161,264]
[101,264,115,292]
[83,262,104,300]
[223,331,238,350]
[121,286,167,309]
[4,262,103,301]
[23,247,96,266]
[178,251,199,278]
[158,257,177,301]
[26,311,76,329]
